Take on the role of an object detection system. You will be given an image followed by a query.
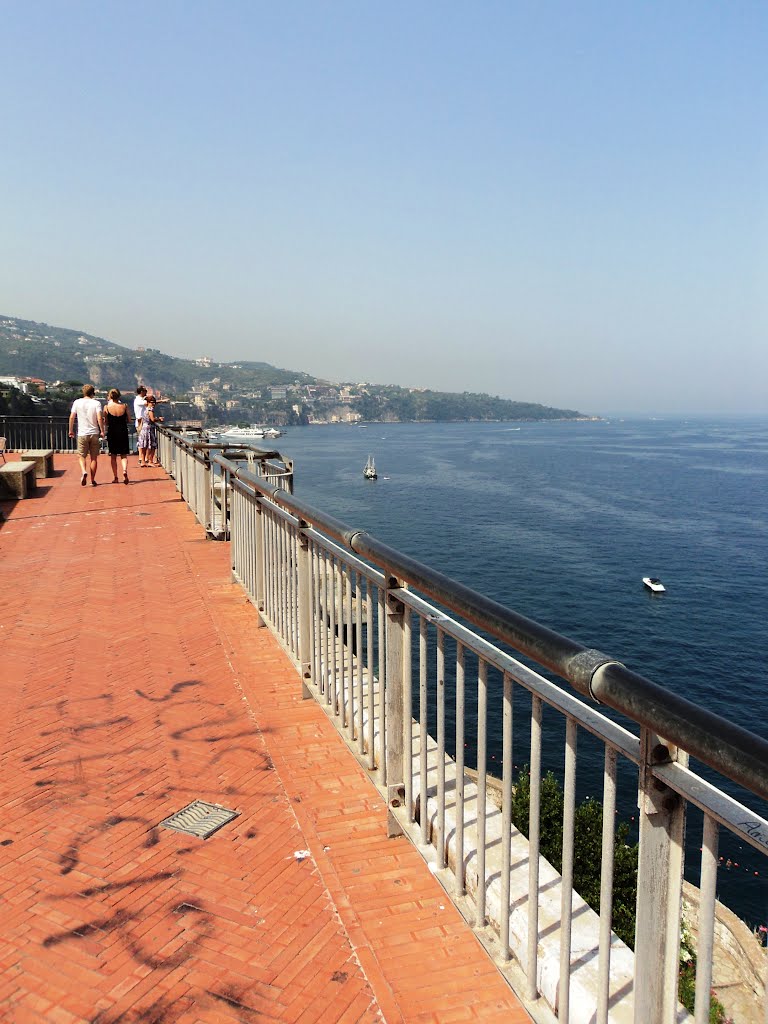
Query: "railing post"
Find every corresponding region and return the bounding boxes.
[633,728,687,1023]
[254,500,266,627]
[221,467,229,541]
[385,574,405,838]
[297,520,312,698]
[202,455,213,534]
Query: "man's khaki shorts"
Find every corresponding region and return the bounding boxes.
[77,435,100,458]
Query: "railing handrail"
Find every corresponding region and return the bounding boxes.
[213,451,768,805]
[161,426,287,462]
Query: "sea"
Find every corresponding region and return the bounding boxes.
[262,416,768,926]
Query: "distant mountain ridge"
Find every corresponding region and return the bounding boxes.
[0,314,587,422]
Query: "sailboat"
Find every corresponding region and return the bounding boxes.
[363,454,377,480]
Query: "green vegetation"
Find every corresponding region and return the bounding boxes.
[0,316,309,394]
[1,314,589,424]
[510,767,638,947]
[510,768,731,1022]
[679,928,733,1023]
[348,385,581,422]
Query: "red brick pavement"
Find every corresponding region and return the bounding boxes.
[0,455,531,1024]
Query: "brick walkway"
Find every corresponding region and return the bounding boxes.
[0,455,531,1024]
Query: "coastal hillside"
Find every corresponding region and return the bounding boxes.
[0,315,310,393]
[0,315,586,423]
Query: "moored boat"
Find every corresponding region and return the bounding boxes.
[363,454,377,479]
[220,426,266,439]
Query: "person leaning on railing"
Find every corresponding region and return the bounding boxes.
[137,395,164,467]
[134,386,147,463]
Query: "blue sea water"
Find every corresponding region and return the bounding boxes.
[272,416,768,922]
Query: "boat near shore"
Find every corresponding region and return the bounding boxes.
[219,425,283,440]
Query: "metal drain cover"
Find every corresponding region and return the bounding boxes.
[160,800,239,839]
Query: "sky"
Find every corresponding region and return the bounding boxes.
[1,1,766,416]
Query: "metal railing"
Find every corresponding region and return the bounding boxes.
[158,427,293,538]
[0,414,75,451]
[161,430,768,1024]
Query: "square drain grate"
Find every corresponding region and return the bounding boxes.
[160,800,239,840]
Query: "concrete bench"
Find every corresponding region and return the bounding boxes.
[0,461,38,498]
[20,449,55,479]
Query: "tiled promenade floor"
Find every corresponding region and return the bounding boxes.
[0,455,531,1024]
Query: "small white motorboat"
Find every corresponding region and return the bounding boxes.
[643,577,666,593]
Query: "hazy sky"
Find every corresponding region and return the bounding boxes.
[2,2,766,415]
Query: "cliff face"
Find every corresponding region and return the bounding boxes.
[683,880,766,1023]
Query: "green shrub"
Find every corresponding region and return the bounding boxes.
[508,768,731,1021]
[678,931,733,1023]
[509,768,638,947]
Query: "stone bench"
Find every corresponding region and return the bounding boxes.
[0,461,38,498]
[20,449,55,479]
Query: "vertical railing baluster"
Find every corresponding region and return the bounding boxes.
[287,520,293,645]
[559,717,578,1023]
[597,746,617,1024]
[202,456,212,533]
[366,582,375,768]
[221,466,229,540]
[263,508,272,621]
[356,577,364,755]
[277,517,286,640]
[455,643,466,893]
[694,815,719,1024]
[419,616,429,845]
[338,564,347,729]
[309,540,319,691]
[403,606,413,822]
[476,659,488,927]
[500,670,513,959]
[240,490,246,591]
[436,628,446,868]
[242,490,248,592]
[252,489,259,598]
[277,515,283,629]
[297,520,311,697]
[291,522,299,657]
[377,585,386,787]
[385,574,405,837]
[322,550,331,702]
[230,488,237,582]
[328,555,337,711]
[255,500,265,623]
[337,561,348,729]
[269,513,277,627]
[345,567,354,736]
[332,557,341,718]
[527,694,542,1000]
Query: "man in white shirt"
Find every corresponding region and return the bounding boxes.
[68,384,105,486]
[133,386,148,457]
